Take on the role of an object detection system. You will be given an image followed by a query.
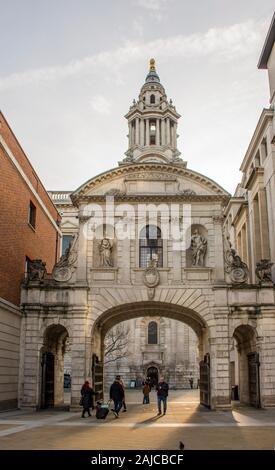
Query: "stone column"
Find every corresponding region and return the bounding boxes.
[76,213,89,283]
[145,119,150,146]
[213,215,225,283]
[209,316,231,410]
[252,196,261,263]
[258,188,270,259]
[258,313,275,407]
[156,119,160,146]
[173,122,177,148]
[140,119,145,147]
[135,117,139,145]
[70,314,87,408]
[166,118,170,145]
[128,122,132,148]
[161,119,165,145]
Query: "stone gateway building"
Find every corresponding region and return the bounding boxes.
[19,21,275,412]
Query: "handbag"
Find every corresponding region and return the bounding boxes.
[79,396,83,406]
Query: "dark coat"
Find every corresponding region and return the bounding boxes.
[156,382,169,397]
[110,381,124,401]
[81,386,96,409]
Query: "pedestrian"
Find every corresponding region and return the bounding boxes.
[80,380,96,418]
[197,378,200,389]
[118,375,127,412]
[143,381,151,404]
[109,375,124,418]
[156,377,169,415]
[189,377,194,389]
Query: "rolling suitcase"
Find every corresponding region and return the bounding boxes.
[96,401,110,419]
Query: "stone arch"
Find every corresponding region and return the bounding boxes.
[90,300,211,403]
[39,323,70,409]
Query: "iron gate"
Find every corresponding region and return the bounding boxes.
[199,353,211,408]
[41,352,54,408]
[247,352,260,407]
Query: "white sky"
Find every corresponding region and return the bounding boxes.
[0,0,274,194]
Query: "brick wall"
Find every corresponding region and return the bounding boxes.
[0,111,60,305]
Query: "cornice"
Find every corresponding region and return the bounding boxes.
[245,167,265,190]
[71,163,230,205]
[74,193,230,205]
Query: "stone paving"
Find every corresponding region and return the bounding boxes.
[0,390,275,450]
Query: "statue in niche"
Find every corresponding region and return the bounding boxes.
[27,259,46,281]
[99,238,113,267]
[190,229,207,266]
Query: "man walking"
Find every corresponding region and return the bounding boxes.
[156,377,169,415]
[109,375,124,418]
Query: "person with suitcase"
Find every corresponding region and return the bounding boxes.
[109,375,124,418]
[80,380,96,418]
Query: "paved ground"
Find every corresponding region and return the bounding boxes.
[0,390,275,450]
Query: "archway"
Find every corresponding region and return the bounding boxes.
[91,301,209,406]
[40,324,70,409]
[147,366,159,387]
[232,324,260,407]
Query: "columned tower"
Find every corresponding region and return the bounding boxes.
[121,59,184,165]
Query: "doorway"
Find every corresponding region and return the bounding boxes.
[41,352,54,408]
[147,366,159,387]
[40,324,70,409]
[232,325,260,407]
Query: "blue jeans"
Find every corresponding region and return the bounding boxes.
[143,395,150,404]
[114,400,122,414]
[158,396,167,413]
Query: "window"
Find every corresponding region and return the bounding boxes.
[62,235,74,256]
[149,120,156,145]
[150,94,155,104]
[139,225,163,267]
[148,321,158,344]
[28,201,36,229]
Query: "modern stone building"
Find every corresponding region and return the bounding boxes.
[17,16,275,411]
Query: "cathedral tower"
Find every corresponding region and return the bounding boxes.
[122,59,184,165]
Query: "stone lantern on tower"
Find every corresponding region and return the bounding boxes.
[120,59,184,165]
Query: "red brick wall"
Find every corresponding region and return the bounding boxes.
[0,112,57,220]
[0,112,60,306]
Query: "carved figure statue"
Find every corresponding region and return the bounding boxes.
[99,238,113,267]
[224,237,248,284]
[255,259,273,283]
[55,240,73,268]
[27,259,46,281]
[190,229,207,266]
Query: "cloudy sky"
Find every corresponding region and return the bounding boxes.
[0,1,274,194]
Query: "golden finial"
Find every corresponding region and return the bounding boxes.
[149,58,156,72]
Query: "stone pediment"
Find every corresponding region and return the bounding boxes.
[71,163,230,205]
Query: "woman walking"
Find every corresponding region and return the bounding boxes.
[80,380,96,418]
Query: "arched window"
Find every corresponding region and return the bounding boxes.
[150,94,155,104]
[149,120,156,145]
[139,225,163,267]
[148,321,158,344]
